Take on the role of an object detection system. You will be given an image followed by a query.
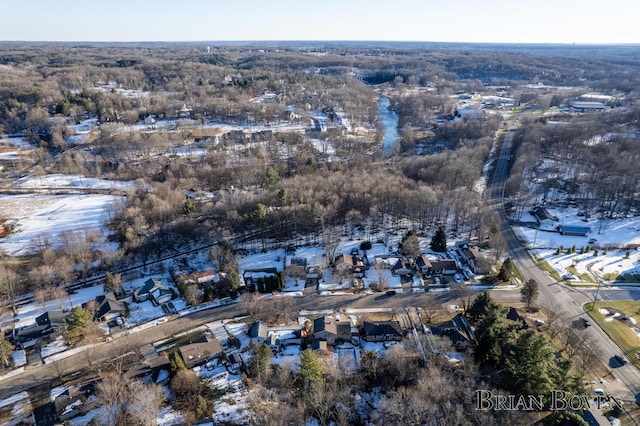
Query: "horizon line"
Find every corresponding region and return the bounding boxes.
[1,39,640,47]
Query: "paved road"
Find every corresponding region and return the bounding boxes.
[0,290,454,401]
[490,117,640,405]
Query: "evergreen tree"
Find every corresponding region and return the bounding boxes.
[248,343,273,381]
[170,351,186,374]
[251,203,268,225]
[359,240,372,255]
[430,226,447,252]
[0,333,15,368]
[467,291,497,322]
[65,306,101,345]
[503,330,558,397]
[475,304,512,366]
[182,198,195,215]
[264,166,280,188]
[299,349,323,383]
[497,258,513,282]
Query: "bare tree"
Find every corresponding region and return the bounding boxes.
[128,380,166,426]
[559,325,587,358]
[0,264,18,315]
[34,288,49,309]
[373,261,390,291]
[451,283,475,315]
[104,272,123,295]
[285,264,307,288]
[577,341,600,373]
[421,293,441,324]
[544,304,565,339]
[51,287,69,311]
[85,299,100,319]
[97,375,130,426]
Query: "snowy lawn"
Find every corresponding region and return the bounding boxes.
[514,206,640,283]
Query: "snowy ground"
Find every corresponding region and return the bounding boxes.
[0,194,119,256]
[0,174,135,256]
[12,285,106,328]
[514,206,640,282]
[9,174,135,191]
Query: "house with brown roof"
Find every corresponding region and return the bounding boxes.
[334,254,365,278]
[313,316,351,346]
[179,334,223,368]
[415,256,433,276]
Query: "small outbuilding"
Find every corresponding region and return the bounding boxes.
[558,225,591,237]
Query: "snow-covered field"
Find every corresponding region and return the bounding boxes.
[515,206,640,282]
[0,193,118,256]
[9,174,135,191]
[0,174,136,256]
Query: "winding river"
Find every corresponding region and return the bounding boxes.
[378,96,400,156]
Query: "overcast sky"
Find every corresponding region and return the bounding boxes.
[2,0,638,44]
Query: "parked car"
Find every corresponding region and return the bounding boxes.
[614,354,628,365]
[385,290,397,296]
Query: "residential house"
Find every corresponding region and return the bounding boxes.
[13,310,66,349]
[312,316,350,346]
[531,206,558,230]
[392,258,413,276]
[313,316,337,344]
[362,321,403,342]
[84,292,126,322]
[334,254,365,278]
[415,256,433,276]
[179,334,223,368]
[506,307,537,330]
[36,310,66,332]
[249,321,269,345]
[264,327,303,352]
[305,265,322,286]
[134,278,174,306]
[427,259,458,277]
[250,130,273,143]
[431,314,475,350]
[312,339,329,354]
[180,270,218,285]
[243,268,280,292]
[456,244,490,275]
[54,382,100,422]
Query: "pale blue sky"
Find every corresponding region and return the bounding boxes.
[2,0,638,44]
